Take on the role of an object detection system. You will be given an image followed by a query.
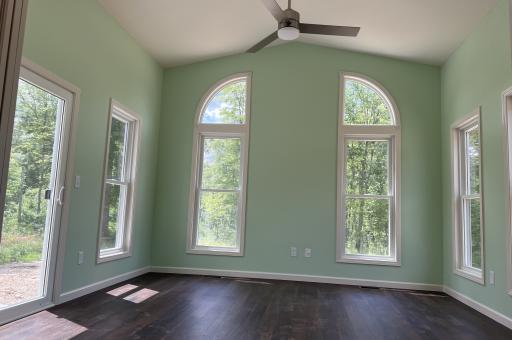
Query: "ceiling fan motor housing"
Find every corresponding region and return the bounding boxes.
[279,8,300,30]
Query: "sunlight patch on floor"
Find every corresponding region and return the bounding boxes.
[123,288,158,303]
[0,311,87,340]
[106,284,138,297]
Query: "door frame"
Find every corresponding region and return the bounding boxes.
[0,0,28,241]
[0,58,80,325]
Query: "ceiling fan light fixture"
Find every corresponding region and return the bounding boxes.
[278,26,300,40]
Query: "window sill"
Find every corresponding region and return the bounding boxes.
[454,267,484,285]
[97,250,131,264]
[186,247,243,257]
[337,255,400,267]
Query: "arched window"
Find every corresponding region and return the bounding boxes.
[187,73,251,256]
[337,73,401,265]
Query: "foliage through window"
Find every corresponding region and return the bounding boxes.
[452,110,484,283]
[338,74,400,265]
[0,79,59,265]
[188,74,251,255]
[98,101,139,261]
[344,78,394,125]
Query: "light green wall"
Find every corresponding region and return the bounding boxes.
[152,43,443,284]
[441,0,512,318]
[23,0,512,318]
[22,0,163,292]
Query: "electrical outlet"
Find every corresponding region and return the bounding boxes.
[78,251,84,265]
[291,246,297,257]
[489,270,495,286]
[304,248,312,258]
[75,175,81,188]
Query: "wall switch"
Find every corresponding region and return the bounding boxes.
[489,270,495,286]
[75,175,81,189]
[304,248,312,258]
[291,247,297,257]
[78,251,84,265]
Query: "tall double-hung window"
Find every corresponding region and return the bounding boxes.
[187,73,251,256]
[452,109,484,284]
[97,100,140,262]
[337,73,401,265]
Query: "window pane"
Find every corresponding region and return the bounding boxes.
[345,140,389,195]
[100,183,125,250]
[466,127,480,195]
[107,117,128,180]
[344,79,393,125]
[197,191,238,248]
[201,80,246,124]
[201,138,241,190]
[345,198,390,256]
[464,198,481,269]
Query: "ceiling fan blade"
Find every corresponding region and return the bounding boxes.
[247,31,279,53]
[260,0,285,22]
[299,23,360,37]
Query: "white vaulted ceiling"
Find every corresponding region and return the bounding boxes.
[98,0,497,67]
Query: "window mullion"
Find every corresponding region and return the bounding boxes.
[345,194,391,199]
[106,179,128,186]
[200,188,240,193]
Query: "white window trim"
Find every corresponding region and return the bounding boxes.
[96,99,140,263]
[502,87,512,296]
[451,107,485,285]
[186,72,252,256]
[336,72,401,266]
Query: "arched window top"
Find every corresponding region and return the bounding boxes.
[198,74,250,125]
[342,74,399,126]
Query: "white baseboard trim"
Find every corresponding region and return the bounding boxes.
[57,266,151,304]
[443,286,512,330]
[151,266,443,292]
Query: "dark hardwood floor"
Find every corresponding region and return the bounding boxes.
[0,273,511,339]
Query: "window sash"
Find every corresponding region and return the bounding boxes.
[343,138,391,196]
[340,135,397,262]
[100,182,128,253]
[198,136,242,191]
[344,196,392,257]
[194,188,241,250]
[461,196,481,270]
[191,135,243,251]
[460,126,480,196]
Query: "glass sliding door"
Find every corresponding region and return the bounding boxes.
[0,65,74,322]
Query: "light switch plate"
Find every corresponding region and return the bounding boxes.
[304,248,312,258]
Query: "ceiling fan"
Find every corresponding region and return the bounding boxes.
[248,0,360,53]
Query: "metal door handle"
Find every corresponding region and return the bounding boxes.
[57,186,65,206]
